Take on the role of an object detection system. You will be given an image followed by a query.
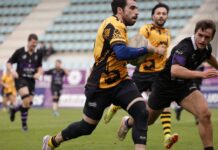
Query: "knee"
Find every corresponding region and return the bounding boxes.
[128,101,149,125]
[21,94,32,108]
[198,109,211,122]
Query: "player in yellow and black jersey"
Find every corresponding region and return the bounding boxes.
[87,15,130,89]
[105,3,179,149]
[1,68,17,112]
[42,1,165,150]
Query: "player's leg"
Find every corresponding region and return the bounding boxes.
[52,90,60,116]
[43,114,99,150]
[104,104,121,124]
[42,86,111,150]
[114,80,149,150]
[116,98,162,147]
[175,106,183,121]
[8,93,16,108]
[18,86,32,131]
[180,90,214,150]
[160,108,179,149]
[2,95,8,112]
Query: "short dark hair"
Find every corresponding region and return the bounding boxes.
[111,0,127,15]
[195,19,216,38]
[151,2,169,16]
[56,59,62,63]
[28,33,38,41]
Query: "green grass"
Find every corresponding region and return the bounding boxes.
[0,108,217,150]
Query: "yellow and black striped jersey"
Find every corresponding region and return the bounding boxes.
[138,23,171,72]
[87,16,130,88]
[1,73,16,95]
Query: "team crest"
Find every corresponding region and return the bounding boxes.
[112,29,123,39]
[22,54,27,59]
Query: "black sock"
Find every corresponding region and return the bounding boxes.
[204,147,214,150]
[51,136,59,147]
[20,106,29,127]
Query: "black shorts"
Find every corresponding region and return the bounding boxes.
[148,78,197,110]
[83,79,142,120]
[15,78,35,96]
[132,72,159,93]
[51,87,62,102]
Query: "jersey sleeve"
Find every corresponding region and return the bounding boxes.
[103,23,126,47]
[1,74,5,82]
[171,46,190,67]
[44,69,53,75]
[7,49,20,64]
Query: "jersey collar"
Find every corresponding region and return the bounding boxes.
[24,46,37,52]
[191,35,197,50]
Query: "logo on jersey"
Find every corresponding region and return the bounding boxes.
[103,28,111,39]
[34,55,38,60]
[175,49,183,55]
[112,29,123,39]
[22,54,27,59]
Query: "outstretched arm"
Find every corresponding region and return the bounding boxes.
[171,64,218,79]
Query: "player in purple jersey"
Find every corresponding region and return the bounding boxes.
[44,59,68,116]
[118,19,218,150]
[7,33,43,131]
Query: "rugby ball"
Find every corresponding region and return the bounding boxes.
[127,34,150,66]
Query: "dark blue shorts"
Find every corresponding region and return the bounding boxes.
[83,79,142,120]
[132,72,159,93]
[15,77,35,96]
[148,78,197,110]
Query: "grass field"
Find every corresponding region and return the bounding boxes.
[0,107,217,150]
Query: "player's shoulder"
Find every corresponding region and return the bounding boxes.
[140,23,153,30]
[16,47,25,53]
[105,16,126,29]
[173,37,193,53]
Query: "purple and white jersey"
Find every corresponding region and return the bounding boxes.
[159,37,212,83]
[8,47,43,79]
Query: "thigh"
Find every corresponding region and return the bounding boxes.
[83,86,111,121]
[15,78,31,96]
[147,105,163,125]
[180,90,209,117]
[134,80,153,93]
[18,86,30,96]
[113,80,142,110]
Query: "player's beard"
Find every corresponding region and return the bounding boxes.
[123,16,137,26]
[155,19,166,27]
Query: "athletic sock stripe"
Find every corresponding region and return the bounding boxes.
[162,121,171,124]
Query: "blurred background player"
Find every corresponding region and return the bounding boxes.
[7,33,43,131]
[42,0,165,150]
[0,67,17,112]
[44,59,68,116]
[104,3,178,149]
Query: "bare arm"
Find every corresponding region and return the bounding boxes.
[207,54,218,69]
[64,69,69,76]
[171,64,218,79]
[7,63,18,78]
[33,67,43,80]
